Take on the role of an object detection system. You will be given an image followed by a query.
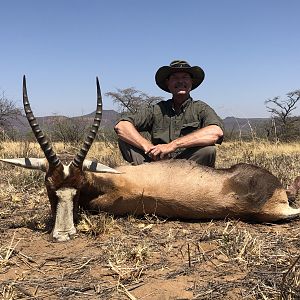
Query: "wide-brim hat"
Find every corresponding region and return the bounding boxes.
[155,60,205,93]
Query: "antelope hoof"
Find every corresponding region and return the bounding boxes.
[51,228,77,242]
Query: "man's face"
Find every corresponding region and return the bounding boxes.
[166,72,193,96]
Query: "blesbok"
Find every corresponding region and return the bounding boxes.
[1,76,300,242]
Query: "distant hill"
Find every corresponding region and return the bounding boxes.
[6,110,120,135]
[6,110,269,137]
[223,117,268,133]
[77,110,119,127]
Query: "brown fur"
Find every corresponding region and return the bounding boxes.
[47,160,300,222]
[286,175,300,201]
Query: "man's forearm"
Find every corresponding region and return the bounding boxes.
[114,121,153,152]
[171,125,223,150]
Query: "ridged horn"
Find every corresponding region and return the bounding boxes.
[72,77,102,168]
[23,75,61,167]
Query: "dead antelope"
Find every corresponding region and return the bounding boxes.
[1,76,300,242]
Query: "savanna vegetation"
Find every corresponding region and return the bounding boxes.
[1,139,300,299]
[1,87,300,298]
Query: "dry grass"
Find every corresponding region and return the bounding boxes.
[0,140,300,299]
[0,141,124,167]
[217,141,300,189]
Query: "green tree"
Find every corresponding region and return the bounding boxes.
[0,92,22,140]
[106,87,164,114]
[50,116,89,145]
[0,93,21,126]
[264,90,300,141]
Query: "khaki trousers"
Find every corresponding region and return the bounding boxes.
[118,139,216,167]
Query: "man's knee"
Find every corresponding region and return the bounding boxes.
[118,139,151,165]
[191,146,216,167]
[176,145,216,167]
[196,145,216,158]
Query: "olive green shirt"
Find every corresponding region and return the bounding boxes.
[117,97,224,145]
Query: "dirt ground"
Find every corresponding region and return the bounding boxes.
[1,141,300,299]
[1,187,300,300]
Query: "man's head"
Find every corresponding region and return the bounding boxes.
[155,60,205,94]
[166,71,193,96]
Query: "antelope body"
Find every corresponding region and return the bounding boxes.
[1,76,300,242]
[72,160,300,223]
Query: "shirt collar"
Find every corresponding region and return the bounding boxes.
[170,97,193,113]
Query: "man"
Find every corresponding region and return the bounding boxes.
[114,60,224,167]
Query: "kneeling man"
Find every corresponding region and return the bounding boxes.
[114,60,224,167]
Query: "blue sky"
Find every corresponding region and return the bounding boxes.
[0,0,299,118]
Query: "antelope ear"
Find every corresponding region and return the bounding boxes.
[0,158,48,172]
[83,160,122,174]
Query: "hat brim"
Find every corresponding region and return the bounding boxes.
[155,65,205,93]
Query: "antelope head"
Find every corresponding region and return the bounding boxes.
[1,76,119,242]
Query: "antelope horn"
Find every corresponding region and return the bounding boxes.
[23,75,61,167]
[72,77,102,168]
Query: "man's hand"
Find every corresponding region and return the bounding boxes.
[145,142,177,160]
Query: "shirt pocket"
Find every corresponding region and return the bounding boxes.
[152,113,168,137]
[152,126,167,143]
[180,121,200,136]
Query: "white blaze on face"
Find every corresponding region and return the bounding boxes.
[63,164,71,178]
[51,187,77,242]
